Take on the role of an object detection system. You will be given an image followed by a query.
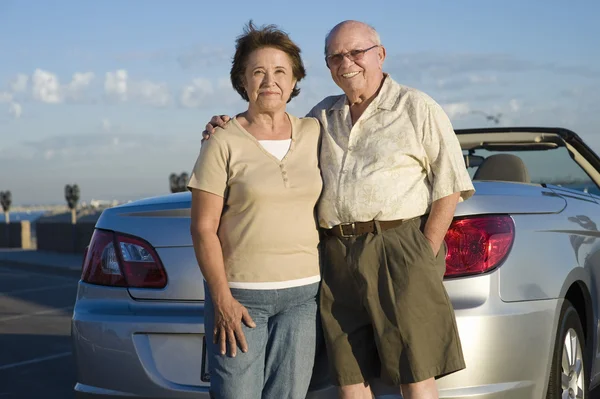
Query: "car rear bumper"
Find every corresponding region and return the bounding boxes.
[436,295,561,398]
[74,383,337,399]
[74,383,208,399]
[73,283,561,399]
[72,282,336,398]
[72,282,211,398]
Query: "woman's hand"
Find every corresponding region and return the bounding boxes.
[213,295,256,357]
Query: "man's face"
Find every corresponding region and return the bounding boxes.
[325,24,385,98]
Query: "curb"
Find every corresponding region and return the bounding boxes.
[0,259,82,277]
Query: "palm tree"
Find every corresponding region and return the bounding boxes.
[0,191,11,223]
[169,173,189,193]
[65,184,81,224]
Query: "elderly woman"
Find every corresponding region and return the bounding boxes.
[187,22,322,399]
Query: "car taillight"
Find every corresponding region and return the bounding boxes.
[444,215,514,278]
[81,229,167,288]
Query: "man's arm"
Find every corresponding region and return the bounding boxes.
[420,100,475,254]
[423,192,460,255]
[202,101,324,140]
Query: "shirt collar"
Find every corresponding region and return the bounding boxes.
[329,73,401,112]
[331,94,348,111]
[375,74,402,111]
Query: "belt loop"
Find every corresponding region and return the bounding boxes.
[374,220,382,235]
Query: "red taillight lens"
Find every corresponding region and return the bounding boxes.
[444,215,515,278]
[81,229,167,288]
[117,234,167,288]
[81,230,127,287]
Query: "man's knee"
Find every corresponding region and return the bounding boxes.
[400,377,438,399]
[338,382,372,399]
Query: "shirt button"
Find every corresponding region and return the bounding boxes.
[282,171,287,175]
[348,146,354,151]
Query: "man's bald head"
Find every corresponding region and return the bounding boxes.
[324,20,381,56]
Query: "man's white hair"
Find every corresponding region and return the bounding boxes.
[324,20,381,56]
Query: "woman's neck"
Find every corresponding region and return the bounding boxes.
[239,108,291,140]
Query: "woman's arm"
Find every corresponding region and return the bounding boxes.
[190,189,255,357]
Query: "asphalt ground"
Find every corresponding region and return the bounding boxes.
[1,262,599,399]
[0,265,78,399]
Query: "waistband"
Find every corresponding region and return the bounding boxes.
[322,217,422,238]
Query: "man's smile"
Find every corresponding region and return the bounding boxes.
[341,71,360,79]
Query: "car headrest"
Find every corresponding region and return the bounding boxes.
[473,154,531,183]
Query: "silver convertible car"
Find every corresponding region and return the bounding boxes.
[72,127,600,399]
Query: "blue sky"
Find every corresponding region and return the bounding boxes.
[1,0,599,205]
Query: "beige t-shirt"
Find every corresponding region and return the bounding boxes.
[187,114,322,289]
[308,74,475,228]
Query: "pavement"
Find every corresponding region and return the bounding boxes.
[0,258,79,398]
[0,248,83,277]
[2,248,600,398]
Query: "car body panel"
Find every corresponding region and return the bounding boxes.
[102,182,568,303]
[127,247,204,301]
[72,127,600,397]
[96,181,567,249]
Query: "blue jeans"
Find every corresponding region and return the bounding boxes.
[204,282,320,399]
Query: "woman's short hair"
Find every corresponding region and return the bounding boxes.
[231,21,306,103]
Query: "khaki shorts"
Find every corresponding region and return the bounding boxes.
[320,217,466,386]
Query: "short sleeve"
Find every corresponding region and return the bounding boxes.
[422,102,475,202]
[187,135,229,198]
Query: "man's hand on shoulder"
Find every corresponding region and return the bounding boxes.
[202,115,231,141]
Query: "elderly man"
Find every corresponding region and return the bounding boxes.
[203,20,474,399]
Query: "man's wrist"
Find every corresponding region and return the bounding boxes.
[425,236,439,254]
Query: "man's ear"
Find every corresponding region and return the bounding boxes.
[378,45,387,66]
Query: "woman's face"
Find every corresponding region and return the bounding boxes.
[243,47,297,111]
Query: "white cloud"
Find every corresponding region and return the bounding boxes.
[509,99,520,112]
[102,118,111,132]
[8,102,22,119]
[387,53,600,81]
[181,78,214,108]
[31,69,94,104]
[10,74,28,93]
[137,80,171,107]
[12,133,186,163]
[442,102,471,119]
[468,74,498,84]
[0,92,12,103]
[66,72,95,99]
[32,69,62,103]
[435,74,499,91]
[105,70,128,101]
[104,70,171,107]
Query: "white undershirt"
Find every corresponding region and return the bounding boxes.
[259,139,291,161]
[228,275,321,290]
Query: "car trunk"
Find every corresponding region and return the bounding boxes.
[94,193,203,301]
[93,183,567,302]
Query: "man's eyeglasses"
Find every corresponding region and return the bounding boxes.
[325,45,380,67]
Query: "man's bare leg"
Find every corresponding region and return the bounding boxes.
[338,382,373,399]
[400,378,438,399]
